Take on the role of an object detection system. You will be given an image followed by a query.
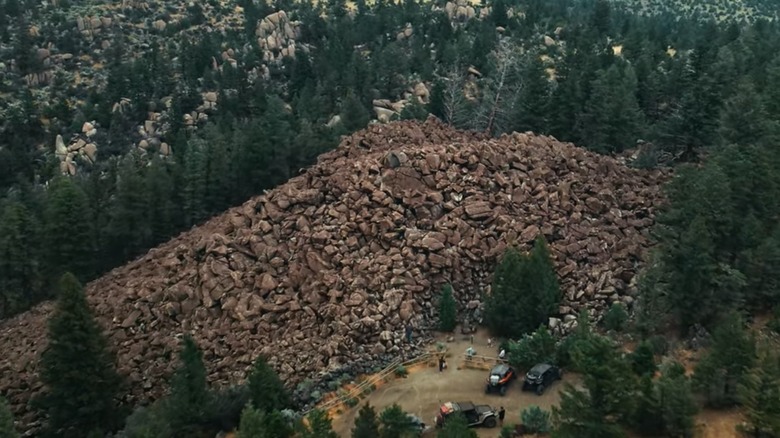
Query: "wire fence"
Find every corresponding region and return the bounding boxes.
[302,349,442,416]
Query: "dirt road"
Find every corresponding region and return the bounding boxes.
[331,330,577,437]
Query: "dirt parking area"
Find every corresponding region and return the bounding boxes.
[331,330,579,437]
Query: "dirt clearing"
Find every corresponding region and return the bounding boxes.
[330,330,578,437]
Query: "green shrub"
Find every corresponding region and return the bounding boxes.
[346,397,359,407]
[521,405,551,434]
[508,326,556,370]
[203,386,250,432]
[630,340,657,377]
[603,302,629,332]
[394,365,408,377]
[499,425,514,438]
[310,391,322,402]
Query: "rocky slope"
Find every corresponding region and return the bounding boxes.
[0,119,668,428]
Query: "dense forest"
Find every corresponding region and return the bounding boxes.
[2,0,780,435]
[1,0,780,320]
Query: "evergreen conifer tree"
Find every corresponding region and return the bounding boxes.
[739,350,780,437]
[166,335,209,433]
[0,200,41,317]
[300,409,338,438]
[352,403,380,438]
[340,92,371,133]
[693,313,756,407]
[484,246,526,338]
[379,404,416,438]
[0,396,19,438]
[43,178,95,283]
[438,284,457,332]
[656,362,698,438]
[437,413,477,438]
[247,355,290,412]
[485,238,560,338]
[36,273,122,437]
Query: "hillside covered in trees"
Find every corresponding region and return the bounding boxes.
[2,0,780,435]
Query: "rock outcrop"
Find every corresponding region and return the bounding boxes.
[0,119,667,429]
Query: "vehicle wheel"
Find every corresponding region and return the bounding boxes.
[500,386,507,396]
[483,417,497,428]
[536,384,545,395]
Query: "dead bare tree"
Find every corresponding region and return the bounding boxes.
[439,65,469,128]
[471,39,522,135]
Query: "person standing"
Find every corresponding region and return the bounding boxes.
[498,406,505,426]
[439,356,446,372]
[405,324,413,343]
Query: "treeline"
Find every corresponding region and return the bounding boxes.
[1,0,780,321]
[476,233,780,436]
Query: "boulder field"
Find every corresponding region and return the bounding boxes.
[0,119,667,427]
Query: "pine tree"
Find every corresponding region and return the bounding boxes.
[693,313,756,407]
[437,413,477,438]
[438,284,457,332]
[300,409,338,438]
[379,404,416,438]
[656,362,698,438]
[629,340,657,377]
[352,403,380,438]
[247,355,290,413]
[485,238,561,338]
[0,396,19,438]
[484,246,527,338]
[36,273,122,437]
[553,334,636,438]
[237,406,267,438]
[166,335,209,433]
[340,92,371,133]
[508,326,557,370]
[526,236,561,328]
[0,200,41,317]
[521,406,551,434]
[739,350,780,437]
[603,302,628,332]
[43,178,95,283]
[579,63,645,153]
[718,80,771,146]
[514,53,550,134]
[105,155,150,266]
[664,215,739,330]
[237,407,291,438]
[202,124,232,215]
[145,157,176,246]
[183,138,208,226]
[630,376,662,436]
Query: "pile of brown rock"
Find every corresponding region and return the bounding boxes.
[0,119,667,429]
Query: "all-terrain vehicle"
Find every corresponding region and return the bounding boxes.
[485,363,516,395]
[435,401,498,429]
[521,363,562,395]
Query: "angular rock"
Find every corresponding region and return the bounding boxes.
[0,119,667,431]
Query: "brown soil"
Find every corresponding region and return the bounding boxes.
[694,408,743,438]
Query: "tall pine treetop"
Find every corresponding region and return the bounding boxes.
[36,272,122,438]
